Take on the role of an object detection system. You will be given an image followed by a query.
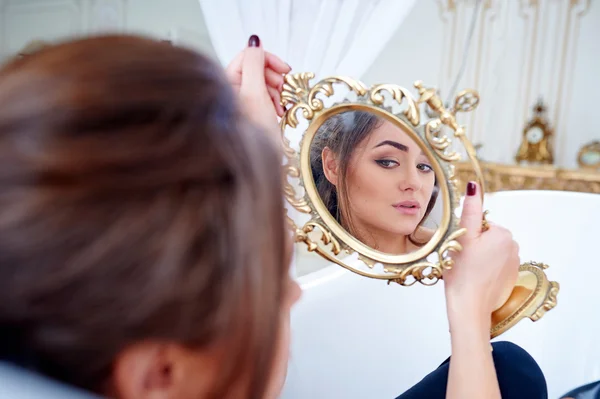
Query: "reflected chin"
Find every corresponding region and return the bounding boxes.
[388,223,420,237]
[390,211,423,233]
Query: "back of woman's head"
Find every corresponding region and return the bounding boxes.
[0,35,288,397]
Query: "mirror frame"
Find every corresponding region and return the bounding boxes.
[490,262,559,338]
[300,105,454,269]
[280,73,560,338]
[280,73,484,286]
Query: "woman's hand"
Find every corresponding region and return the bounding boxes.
[444,181,520,329]
[225,35,291,147]
[443,181,521,399]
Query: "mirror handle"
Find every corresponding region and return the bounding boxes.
[490,262,559,338]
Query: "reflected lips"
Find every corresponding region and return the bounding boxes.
[393,200,420,215]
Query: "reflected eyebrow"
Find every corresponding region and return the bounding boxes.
[374,140,409,152]
[374,140,427,157]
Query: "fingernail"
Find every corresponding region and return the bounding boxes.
[248,34,260,47]
[466,181,477,196]
[286,63,292,70]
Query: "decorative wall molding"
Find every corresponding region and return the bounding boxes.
[554,0,591,167]
[455,161,600,195]
[435,0,594,169]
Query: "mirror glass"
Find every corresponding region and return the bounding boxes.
[309,109,444,256]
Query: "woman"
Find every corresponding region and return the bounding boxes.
[0,34,545,398]
[311,111,438,253]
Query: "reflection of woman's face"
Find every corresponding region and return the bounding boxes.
[325,121,435,242]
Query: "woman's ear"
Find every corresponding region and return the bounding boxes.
[111,342,171,399]
[321,146,339,186]
[111,341,218,399]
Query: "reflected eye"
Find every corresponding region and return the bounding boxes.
[417,163,433,173]
[375,159,399,168]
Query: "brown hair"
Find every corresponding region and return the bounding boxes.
[0,35,288,398]
[310,111,439,247]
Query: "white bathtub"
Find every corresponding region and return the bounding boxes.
[281,191,600,399]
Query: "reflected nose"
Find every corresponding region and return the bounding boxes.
[399,164,422,192]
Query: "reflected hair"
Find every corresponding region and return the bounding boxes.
[310,110,439,247]
[0,35,288,398]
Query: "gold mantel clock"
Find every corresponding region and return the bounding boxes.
[516,99,554,164]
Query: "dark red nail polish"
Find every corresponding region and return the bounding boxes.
[466,181,477,196]
[248,35,260,47]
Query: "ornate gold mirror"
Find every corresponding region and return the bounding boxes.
[280,73,559,338]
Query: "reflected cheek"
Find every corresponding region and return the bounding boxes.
[423,176,436,200]
[349,168,389,201]
[418,176,436,216]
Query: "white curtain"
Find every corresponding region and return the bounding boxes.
[198,0,416,277]
[198,0,416,80]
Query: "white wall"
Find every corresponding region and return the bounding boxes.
[362,0,600,169]
[125,0,217,57]
[0,0,217,62]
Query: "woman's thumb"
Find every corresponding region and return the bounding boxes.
[240,34,266,96]
[460,181,483,240]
